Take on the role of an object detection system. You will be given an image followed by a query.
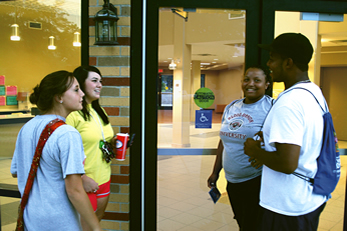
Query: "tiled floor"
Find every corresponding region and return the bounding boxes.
[157,153,347,231]
[1,113,347,231]
[157,110,347,231]
[0,158,19,231]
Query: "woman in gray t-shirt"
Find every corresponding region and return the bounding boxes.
[11,71,101,231]
[207,66,273,231]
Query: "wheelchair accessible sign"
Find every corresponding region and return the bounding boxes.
[194,88,215,128]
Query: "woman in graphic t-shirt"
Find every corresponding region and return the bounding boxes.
[207,66,273,231]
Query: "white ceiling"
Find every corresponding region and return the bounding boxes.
[158,10,347,71]
[1,2,346,70]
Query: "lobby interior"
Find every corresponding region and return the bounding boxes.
[1,2,347,231]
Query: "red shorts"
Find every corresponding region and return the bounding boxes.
[87,180,110,211]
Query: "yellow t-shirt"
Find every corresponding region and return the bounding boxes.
[66,105,114,185]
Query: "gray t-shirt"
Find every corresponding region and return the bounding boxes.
[220,95,273,183]
[11,114,85,231]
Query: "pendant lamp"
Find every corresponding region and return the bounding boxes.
[11,24,20,41]
[48,36,56,50]
[10,7,20,41]
[48,12,56,50]
[73,32,81,47]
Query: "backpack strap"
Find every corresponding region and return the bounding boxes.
[278,87,327,184]
[278,87,327,112]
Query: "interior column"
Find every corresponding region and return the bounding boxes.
[172,16,192,148]
[190,60,201,122]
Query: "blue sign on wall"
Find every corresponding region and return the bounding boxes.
[195,110,212,128]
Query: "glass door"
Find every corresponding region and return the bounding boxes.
[130,0,261,230]
[259,1,347,230]
[157,7,247,231]
[271,11,347,230]
[130,0,347,230]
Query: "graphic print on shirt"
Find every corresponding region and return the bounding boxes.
[220,112,254,140]
[228,119,243,131]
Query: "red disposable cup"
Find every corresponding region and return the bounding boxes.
[115,133,129,161]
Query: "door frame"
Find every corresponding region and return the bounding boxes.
[130,0,262,230]
[131,0,347,230]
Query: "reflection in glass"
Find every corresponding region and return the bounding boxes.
[157,7,246,230]
[10,24,20,41]
[0,2,81,229]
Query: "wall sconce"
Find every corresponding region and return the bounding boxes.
[11,24,20,41]
[73,32,81,47]
[48,36,56,50]
[94,0,119,45]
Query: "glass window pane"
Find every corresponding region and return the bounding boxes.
[0,1,81,229]
[157,7,246,229]
[274,11,347,230]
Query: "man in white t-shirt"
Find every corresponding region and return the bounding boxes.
[244,33,328,231]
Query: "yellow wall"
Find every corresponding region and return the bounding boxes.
[0,4,80,99]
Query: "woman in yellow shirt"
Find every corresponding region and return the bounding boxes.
[66,66,114,230]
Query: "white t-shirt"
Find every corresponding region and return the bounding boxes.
[261,82,327,216]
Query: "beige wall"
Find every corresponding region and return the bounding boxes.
[193,67,243,110]
[159,11,245,46]
[212,68,243,106]
[321,67,347,140]
[321,52,347,66]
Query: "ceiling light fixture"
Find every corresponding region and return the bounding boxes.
[48,36,56,50]
[73,32,81,47]
[169,60,177,70]
[48,12,56,50]
[73,10,81,47]
[10,7,20,41]
[11,24,20,41]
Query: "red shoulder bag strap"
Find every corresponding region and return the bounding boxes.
[16,118,65,231]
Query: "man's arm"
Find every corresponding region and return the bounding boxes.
[244,138,300,174]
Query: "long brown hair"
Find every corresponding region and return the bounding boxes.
[73,65,109,124]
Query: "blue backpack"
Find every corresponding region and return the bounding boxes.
[288,87,341,196]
